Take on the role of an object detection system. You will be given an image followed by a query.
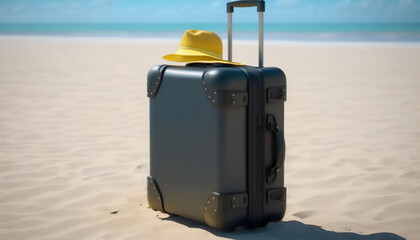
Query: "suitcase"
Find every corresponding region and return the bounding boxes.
[147,0,287,231]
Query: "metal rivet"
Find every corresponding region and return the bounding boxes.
[233,197,236,200]
[214,209,217,212]
[158,197,160,200]
[203,81,205,85]
[233,205,236,208]
[205,87,208,91]
[208,96,211,99]
[155,82,158,84]
[214,91,217,94]
[212,197,215,200]
[212,100,215,103]
[207,201,209,204]
[232,94,235,97]
[233,101,236,104]
[205,207,207,210]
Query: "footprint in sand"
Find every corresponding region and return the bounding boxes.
[292,210,316,219]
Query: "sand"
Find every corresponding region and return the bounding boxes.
[0,36,419,240]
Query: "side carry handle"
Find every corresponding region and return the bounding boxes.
[266,114,286,184]
[227,0,265,67]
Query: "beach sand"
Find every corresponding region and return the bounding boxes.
[0,36,419,240]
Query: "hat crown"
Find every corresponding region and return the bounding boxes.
[162,29,242,65]
[179,30,223,58]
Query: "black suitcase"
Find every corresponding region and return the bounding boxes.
[147,0,287,231]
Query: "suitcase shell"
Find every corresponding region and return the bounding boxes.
[147,64,287,231]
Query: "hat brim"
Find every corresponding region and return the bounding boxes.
[163,48,243,66]
[187,60,244,66]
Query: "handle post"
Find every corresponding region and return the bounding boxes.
[227,0,265,67]
[258,11,263,67]
[228,12,233,62]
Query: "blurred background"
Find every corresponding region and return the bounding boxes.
[0,0,420,41]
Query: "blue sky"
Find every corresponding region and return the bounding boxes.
[0,0,420,23]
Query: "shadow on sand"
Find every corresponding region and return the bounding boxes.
[161,216,405,240]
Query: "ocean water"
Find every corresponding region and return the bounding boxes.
[0,22,419,42]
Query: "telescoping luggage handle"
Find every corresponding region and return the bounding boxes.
[227,0,265,67]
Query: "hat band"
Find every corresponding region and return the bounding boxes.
[178,46,223,59]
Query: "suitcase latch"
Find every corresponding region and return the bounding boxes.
[267,86,286,103]
[267,187,286,204]
[229,193,248,209]
[204,192,248,213]
[207,90,248,107]
[227,91,248,106]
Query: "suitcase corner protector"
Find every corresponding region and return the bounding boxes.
[147,65,168,98]
[147,176,166,212]
[203,192,248,231]
[202,68,248,108]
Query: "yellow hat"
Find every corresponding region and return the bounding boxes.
[163,29,243,65]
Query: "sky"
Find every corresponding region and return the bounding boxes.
[0,0,420,23]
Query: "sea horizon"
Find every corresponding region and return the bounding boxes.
[1,22,420,42]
